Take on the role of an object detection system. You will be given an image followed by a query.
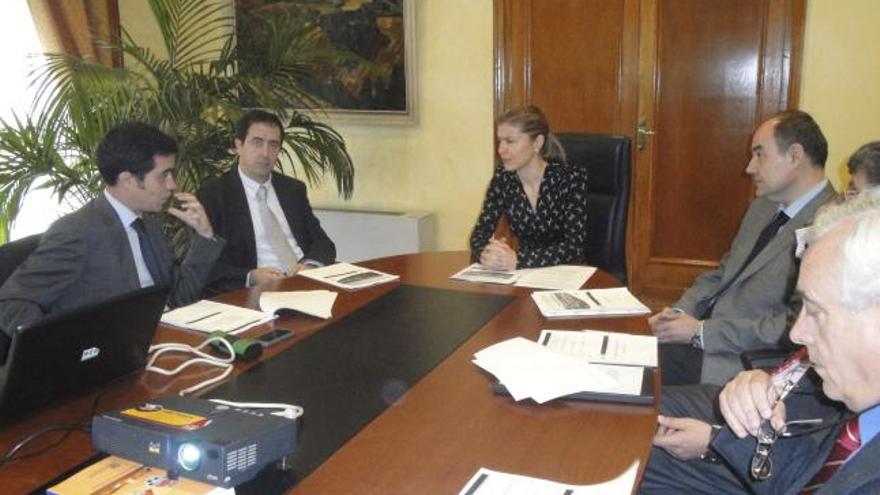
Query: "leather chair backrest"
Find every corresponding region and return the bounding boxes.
[0,234,42,287]
[558,133,632,284]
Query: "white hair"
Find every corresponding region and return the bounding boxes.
[808,189,880,308]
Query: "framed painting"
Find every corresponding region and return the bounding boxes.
[236,0,417,125]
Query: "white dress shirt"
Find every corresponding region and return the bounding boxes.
[103,189,155,288]
[238,167,305,272]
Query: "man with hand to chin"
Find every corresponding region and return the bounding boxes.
[0,122,225,346]
[639,191,880,494]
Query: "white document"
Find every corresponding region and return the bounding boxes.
[299,262,399,290]
[259,290,337,319]
[473,337,622,404]
[514,265,597,290]
[539,329,658,367]
[458,460,640,495]
[451,263,519,285]
[531,288,650,318]
[161,300,274,335]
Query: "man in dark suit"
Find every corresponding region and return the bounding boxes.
[650,111,837,386]
[0,122,225,345]
[198,110,335,293]
[640,191,880,494]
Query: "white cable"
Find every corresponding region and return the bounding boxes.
[146,336,235,396]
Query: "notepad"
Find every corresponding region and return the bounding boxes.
[160,300,274,335]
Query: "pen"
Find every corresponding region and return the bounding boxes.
[185,311,221,324]
[600,335,609,356]
[586,292,602,307]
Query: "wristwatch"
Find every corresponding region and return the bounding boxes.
[690,321,704,349]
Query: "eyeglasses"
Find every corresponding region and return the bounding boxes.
[749,417,825,481]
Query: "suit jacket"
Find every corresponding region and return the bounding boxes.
[675,183,837,385]
[713,407,880,494]
[0,194,224,335]
[197,170,335,293]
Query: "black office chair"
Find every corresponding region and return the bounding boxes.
[0,233,42,286]
[558,133,632,285]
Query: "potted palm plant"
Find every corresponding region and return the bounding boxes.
[0,0,355,245]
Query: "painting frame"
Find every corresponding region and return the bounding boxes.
[235,0,418,126]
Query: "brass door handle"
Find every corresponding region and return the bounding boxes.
[637,119,655,151]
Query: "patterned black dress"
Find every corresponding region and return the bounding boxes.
[469,162,587,268]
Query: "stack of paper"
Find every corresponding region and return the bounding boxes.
[451,263,596,290]
[531,287,650,318]
[539,329,658,367]
[161,300,274,335]
[457,460,640,495]
[299,262,399,290]
[259,290,337,319]
[473,337,643,404]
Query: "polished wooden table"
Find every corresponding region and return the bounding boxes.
[0,251,657,494]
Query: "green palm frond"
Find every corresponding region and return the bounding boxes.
[0,0,355,245]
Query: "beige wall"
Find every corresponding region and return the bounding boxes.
[307,0,495,251]
[120,0,495,252]
[120,0,880,251]
[800,0,880,190]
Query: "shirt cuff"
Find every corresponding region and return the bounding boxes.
[300,259,324,269]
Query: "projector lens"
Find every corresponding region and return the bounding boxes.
[177,443,201,471]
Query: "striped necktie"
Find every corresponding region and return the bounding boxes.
[800,417,860,493]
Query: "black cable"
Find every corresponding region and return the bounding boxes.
[0,390,104,466]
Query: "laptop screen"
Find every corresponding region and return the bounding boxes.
[0,285,168,423]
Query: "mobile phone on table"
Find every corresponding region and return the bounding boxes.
[256,328,295,347]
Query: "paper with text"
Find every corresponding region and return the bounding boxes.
[539,329,658,367]
[299,262,399,290]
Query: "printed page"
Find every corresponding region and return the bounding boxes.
[539,329,658,367]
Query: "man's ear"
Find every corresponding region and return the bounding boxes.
[787,142,806,166]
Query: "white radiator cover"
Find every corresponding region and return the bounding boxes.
[313,208,436,262]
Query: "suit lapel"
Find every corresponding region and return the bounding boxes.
[93,194,141,289]
[817,426,880,493]
[227,171,258,265]
[730,183,835,285]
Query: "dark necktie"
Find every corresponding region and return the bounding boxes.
[800,417,860,493]
[131,218,164,286]
[700,211,790,319]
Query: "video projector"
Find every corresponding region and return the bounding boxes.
[92,396,298,488]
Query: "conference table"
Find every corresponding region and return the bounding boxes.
[0,251,658,494]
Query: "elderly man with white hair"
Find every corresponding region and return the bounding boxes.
[639,190,880,494]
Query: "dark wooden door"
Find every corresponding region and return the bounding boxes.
[495,0,804,302]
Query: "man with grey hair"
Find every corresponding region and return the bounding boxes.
[640,190,880,494]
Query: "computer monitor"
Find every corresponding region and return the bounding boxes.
[0,286,168,423]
